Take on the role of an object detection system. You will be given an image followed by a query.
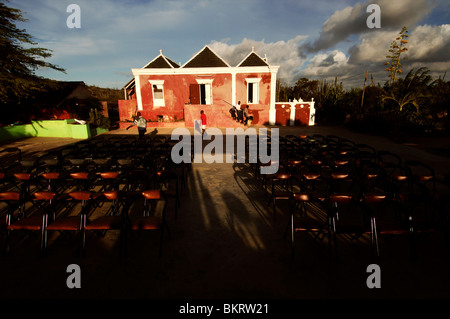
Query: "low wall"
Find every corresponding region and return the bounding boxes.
[118,121,185,129]
[184,104,270,128]
[117,99,315,128]
[118,99,137,121]
[0,119,108,142]
[118,99,184,122]
[275,100,316,126]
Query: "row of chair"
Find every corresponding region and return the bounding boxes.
[2,130,449,264]
[254,133,450,262]
[0,133,188,258]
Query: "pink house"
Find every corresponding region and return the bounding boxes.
[119,45,280,128]
[118,45,315,128]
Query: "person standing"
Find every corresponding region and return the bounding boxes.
[126,112,147,139]
[200,110,207,136]
[236,101,243,123]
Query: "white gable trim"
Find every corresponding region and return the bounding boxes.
[132,65,279,76]
[142,50,176,69]
[237,50,269,67]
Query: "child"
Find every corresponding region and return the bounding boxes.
[200,110,207,136]
[126,112,147,138]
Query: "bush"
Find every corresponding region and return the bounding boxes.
[88,108,110,129]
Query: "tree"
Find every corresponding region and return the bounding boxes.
[314,77,346,124]
[291,78,319,101]
[382,67,433,112]
[88,108,111,129]
[276,79,289,102]
[0,0,64,122]
[429,76,450,131]
[384,26,409,86]
[380,67,435,134]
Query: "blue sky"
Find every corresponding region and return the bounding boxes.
[8,0,450,90]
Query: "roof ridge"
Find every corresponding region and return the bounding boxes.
[143,50,179,69]
[237,49,269,67]
[182,45,230,68]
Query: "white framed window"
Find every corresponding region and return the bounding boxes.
[245,78,261,104]
[149,80,165,107]
[196,79,213,105]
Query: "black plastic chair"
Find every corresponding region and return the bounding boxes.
[44,191,96,255]
[268,173,292,218]
[82,190,127,257]
[368,194,417,261]
[5,191,57,256]
[329,194,371,262]
[124,190,169,258]
[286,192,330,260]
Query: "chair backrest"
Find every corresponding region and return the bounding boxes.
[0,192,20,201]
[33,191,57,201]
[69,191,92,201]
[70,172,90,180]
[103,191,119,200]
[330,194,353,203]
[100,172,120,179]
[142,190,161,200]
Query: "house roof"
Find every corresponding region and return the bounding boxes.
[53,81,98,107]
[24,81,98,110]
[43,81,90,105]
[123,78,135,89]
[237,48,269,67]
[143,50,180,69]
[127,46,276,87]
[182,46,230,68]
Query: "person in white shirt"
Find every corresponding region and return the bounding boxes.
[236,101,243,123]
[126,112,147,138]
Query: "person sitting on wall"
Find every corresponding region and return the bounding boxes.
[229,105,236,120]
[243,104,250,125]
[126,112,147,139]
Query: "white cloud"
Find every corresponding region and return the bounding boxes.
[302,50,351,77]
[347,24,450,65]
[206,1,447,88]
[300,0,434,54]
[46,36,115,58]
[408,24,450,62]
[296,19,447,88]
[347,30,398,64]
[209,36,309,85]
[8,0,449,89]
[345,24,450,78]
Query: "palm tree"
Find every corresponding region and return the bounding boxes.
[382,67,433,112]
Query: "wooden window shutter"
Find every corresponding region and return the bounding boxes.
[189,84,200,104]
